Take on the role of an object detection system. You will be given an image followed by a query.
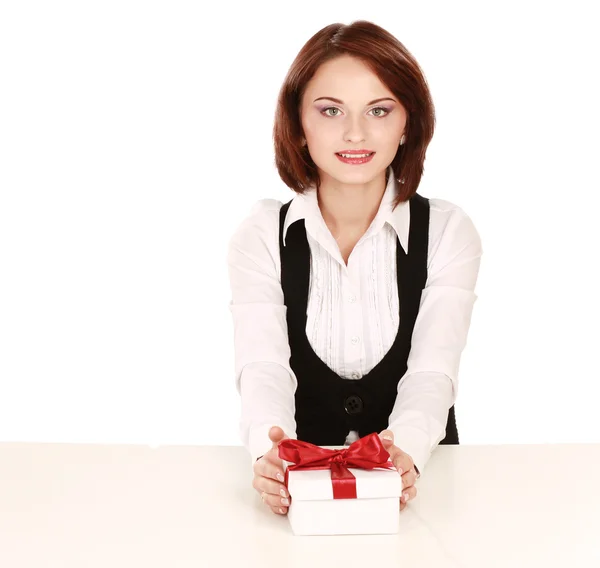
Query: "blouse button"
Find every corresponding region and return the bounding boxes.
[351,336,360,345]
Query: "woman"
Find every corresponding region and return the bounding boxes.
[227,20,482,516]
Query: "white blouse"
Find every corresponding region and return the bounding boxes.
[227,166,483,473]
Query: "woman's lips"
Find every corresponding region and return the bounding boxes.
[335,152,375,165]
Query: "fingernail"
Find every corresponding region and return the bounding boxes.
[403,492,409,502]
[382,435,393,441]
[398,467,403,475]
[276,472,284,482]
[281,497,290,506]
[280,488,287,498]
[279,508,285,514]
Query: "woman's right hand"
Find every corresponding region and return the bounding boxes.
[252,426,290,515]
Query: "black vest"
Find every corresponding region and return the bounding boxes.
[278,192,458,446]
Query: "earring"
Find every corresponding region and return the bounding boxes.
[399,134,406,145]
[301,137,307,146]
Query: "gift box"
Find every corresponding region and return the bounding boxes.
[278,432,403,536]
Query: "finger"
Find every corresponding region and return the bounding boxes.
[378,431,403,471]
[378,429,394,448]
[271,503,290,515]
[400,485,417,504]
[385,444,405,472]
[252,475,289,501]
[386,444,402,465]
[268,426,289,447]
[389,448,413,476]
[400,468,418,490]
[378,431,404,463]
[259,489,291,511]
[254,454,286,483]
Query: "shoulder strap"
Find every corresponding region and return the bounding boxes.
[398,192,430,327]
[278,199,293,253]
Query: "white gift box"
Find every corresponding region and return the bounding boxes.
[282,445,404,536]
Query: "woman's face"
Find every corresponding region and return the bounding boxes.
[299,54,407,185]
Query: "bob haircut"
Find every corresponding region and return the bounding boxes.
[273,20,436,210]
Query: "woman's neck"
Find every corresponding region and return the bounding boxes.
[316,170,388,238]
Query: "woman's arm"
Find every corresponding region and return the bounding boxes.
[227,200,297,467]
[388,202,483,474]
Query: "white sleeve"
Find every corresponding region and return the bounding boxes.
[388,204,483,474]
[226,199,298,468]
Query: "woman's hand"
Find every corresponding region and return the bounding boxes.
[378,429,419,511]
[252,426,291,515]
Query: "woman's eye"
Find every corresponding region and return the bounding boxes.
[321,106,390,117]
[322,107,340,117]
[370,106,390,117]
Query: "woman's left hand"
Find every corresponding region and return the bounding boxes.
[378,429,418,511]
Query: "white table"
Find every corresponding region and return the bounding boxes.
[1,442,599,567]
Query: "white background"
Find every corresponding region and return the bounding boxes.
[1,1,598,449]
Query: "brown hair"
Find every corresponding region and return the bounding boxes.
[272,20,436,209]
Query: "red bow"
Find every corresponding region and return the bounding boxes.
[278,432,396,500]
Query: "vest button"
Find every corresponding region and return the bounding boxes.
[344,394,364,415]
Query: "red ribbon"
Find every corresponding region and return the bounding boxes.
[278,432,396,500]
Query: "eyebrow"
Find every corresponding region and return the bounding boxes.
[313,96,397,105]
